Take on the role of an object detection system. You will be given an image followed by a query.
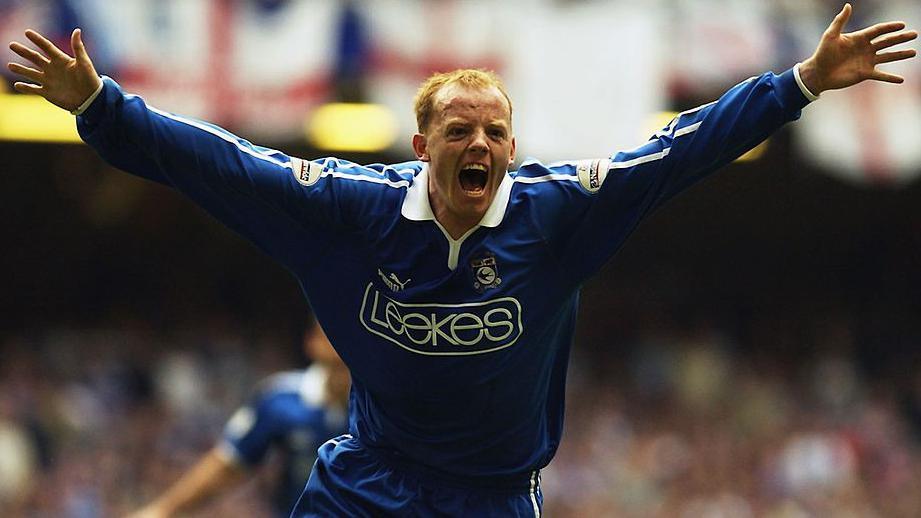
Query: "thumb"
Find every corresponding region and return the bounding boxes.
[827,3,852,37]
[71,28,90,63]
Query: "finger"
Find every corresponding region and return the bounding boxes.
[870,70,905,84]
[9,41,50,67]
[872,30,919,51]
[24,29,71,61]
[7,62,44,82]
[856,21,907,42]
[71,28,90,63]
[827,3,852,37]
[12,81,43,95]
[875,49,917,65]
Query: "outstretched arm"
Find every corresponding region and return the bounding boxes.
[7,28,365,276]
[544,4,917,286]
[798,3,917,95]
[8,29,101,113]
[126,447,246,518]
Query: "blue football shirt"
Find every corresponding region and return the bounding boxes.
[218,365,346,515]
[77,67,811,484]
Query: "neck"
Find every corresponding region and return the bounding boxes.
[424,169,495,239]
[432,205,479,240]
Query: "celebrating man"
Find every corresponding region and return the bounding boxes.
[8,4,916,516]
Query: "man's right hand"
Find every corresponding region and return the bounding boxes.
[8,28,102,112]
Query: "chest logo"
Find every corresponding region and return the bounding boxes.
[359,284,523,356]
[378,269,411,292]
[471,253,501,293]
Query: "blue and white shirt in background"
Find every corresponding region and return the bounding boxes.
[218,364,346,516]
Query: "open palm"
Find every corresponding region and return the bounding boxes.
[802,3,917,94]
[7,28,102,112]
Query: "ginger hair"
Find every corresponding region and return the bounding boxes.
[413,69,512,132]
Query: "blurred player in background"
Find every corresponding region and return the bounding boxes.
[127,321,349,518]
[7,3,917,516]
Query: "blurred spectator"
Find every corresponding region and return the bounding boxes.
[0,307,920,517]
[0,398,36,509]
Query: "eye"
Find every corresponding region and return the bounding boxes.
[447,126,468,138]
[488,128,506,140]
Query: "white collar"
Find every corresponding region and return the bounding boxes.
[400,163,513,228]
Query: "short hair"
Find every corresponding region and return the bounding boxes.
[413,69,513,132]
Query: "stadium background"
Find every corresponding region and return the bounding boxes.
[1,0,920,516]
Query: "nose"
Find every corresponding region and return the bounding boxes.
[468,128,488,154]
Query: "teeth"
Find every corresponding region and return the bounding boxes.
[464,164,487,171]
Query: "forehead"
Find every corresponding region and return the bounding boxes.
[432,84,511,124]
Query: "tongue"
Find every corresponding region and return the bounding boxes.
[459,169,487,192]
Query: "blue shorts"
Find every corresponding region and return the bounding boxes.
[290,435,543,517]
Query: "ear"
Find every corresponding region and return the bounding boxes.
[412,133,430,162]
[508,136,516,165]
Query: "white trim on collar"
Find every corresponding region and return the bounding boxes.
[480,172,513,228]
[400,163,435,221]
[400,163,513,228]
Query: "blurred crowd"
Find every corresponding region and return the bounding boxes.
[0,317,295,517]
[2,310,920,517]
[545,322,921,518]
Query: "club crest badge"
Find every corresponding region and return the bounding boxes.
[471,252,501,293]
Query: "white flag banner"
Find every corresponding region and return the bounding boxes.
[507,2,665,161]
[2,0,663,159]
[667,0,778,89]
[2,0,917,183]
[362,0,665,160]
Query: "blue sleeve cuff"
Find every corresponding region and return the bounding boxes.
[76,75,116,125]
[69,79,104,115]
[775,67,814,115]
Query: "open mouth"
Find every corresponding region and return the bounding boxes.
[459,164,488,195]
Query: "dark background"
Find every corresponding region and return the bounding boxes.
[4,129,919,369]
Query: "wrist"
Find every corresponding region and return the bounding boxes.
[71,77,104,116]
[796,58,824,97]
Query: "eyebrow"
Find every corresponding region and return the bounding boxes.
[442,117,509,126]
